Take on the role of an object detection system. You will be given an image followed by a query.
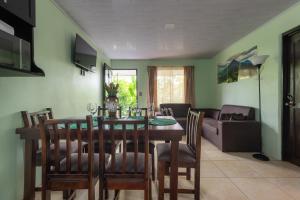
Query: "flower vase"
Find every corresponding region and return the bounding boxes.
[105,96,119,118]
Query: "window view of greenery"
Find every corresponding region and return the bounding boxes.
[112,70,137,116]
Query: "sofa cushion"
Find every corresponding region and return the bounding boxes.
[220,113,232,120]
[219,105,255,120]
[203,118,218,135]
[203,118,218,127]
[231,113,246,120]
[220,113,247,121]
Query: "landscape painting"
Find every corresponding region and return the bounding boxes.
[227,60,239,83]
[218,64,228,84]
[238,59,258,80]
[217,46,258,84]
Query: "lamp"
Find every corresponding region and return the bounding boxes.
[245,55,270,161]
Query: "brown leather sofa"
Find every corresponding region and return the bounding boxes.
[196,105,261,152]
[160,103,191,129]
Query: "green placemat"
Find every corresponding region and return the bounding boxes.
[66,116,176,129]
[68,117,145,130]
[149,118,177,126]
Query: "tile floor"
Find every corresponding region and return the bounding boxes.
[36,138,300,200]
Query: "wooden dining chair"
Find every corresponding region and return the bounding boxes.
[126,107,156,180]
[21,108,81,199]
[128,107,148,117]
[98,117,152,200]
[39,115,109,200]
[156,109,204,200]
[97,106,122,154]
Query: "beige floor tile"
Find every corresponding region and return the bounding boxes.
[201,139,219,151]
[231,178,294,200]
[201,150,211,160]
[34,137,300,200]
[213,161,260,178]
[204,150,239,161]
[200,161,226,178]
[267,178,300,200]
[228,152,259,161]
[246,160,300,178]
[200,178,248,200]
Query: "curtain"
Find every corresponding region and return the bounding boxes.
[184,66,195,107]
[148,66,158,110]
[156,67,185,106]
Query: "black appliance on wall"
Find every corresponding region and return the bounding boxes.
[74,34,97,75]
[0,0,44,77]
[0,28,31,72]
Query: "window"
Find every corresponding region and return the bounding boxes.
[157,67,184,105]
[111,70,137,116]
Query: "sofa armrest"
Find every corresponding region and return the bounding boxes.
[217,120,261,152]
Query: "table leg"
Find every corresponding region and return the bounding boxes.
[170,140,179,200]
[23,139,36,200]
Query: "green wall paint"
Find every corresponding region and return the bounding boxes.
[111,59,215,108]
[211,2,300,160]
[0,0,110,199]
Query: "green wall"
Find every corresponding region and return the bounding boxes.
[211,1,300,160]
[111,59,215,108]
[0,0,110,199]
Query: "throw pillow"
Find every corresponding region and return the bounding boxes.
[220,113,232,120]
[231,113,246,120]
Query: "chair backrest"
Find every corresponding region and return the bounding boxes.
[128,107,148,117]
[98,106,122,118]
[21,108,53,128]
[39,116,95,179]
[98,117,149,179]
[186,109,204,157]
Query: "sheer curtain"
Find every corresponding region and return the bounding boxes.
[156,67,185,106]
[148,66,158,110]
[184,66,195,107]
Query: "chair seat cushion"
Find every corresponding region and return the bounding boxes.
[36,140,82,165]
[157,143,196,164]
[126,141,155,154]
[93,140,122,154]
[107,152,151,173]
[60,153,111,176]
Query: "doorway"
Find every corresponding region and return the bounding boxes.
[111,69,137,116]
[282,26,300,166]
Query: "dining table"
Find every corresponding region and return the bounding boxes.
[16,116,184,200]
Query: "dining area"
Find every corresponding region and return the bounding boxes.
[16,105,204,200]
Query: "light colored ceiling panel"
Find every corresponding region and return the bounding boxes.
[54,0,300,59]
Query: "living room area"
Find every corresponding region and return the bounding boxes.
[2,0,300,200]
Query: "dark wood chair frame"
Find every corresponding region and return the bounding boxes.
[157,110,204,200]
[39,116,98,200]
[21,108,77,199]
[128,107,148,117]
[98,117,152,200]
[127,107,156,180]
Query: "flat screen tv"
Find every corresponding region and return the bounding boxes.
[74,34,97,71]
